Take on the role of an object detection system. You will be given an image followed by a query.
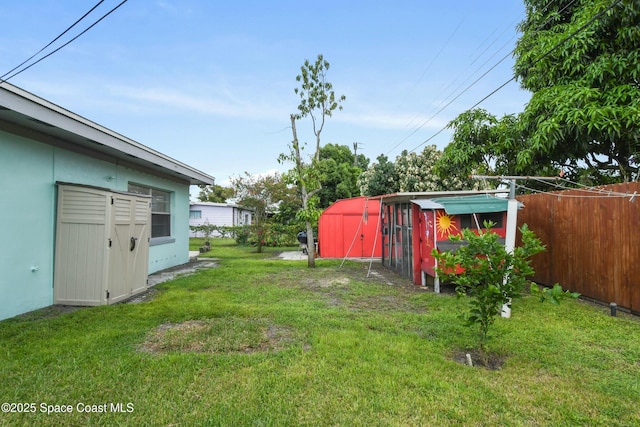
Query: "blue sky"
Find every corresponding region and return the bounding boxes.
[0,1,531,186]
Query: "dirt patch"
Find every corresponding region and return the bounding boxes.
[300,262,424,291]
[138,318,302,355]
[293,262,431,312]
[452,349,507,370]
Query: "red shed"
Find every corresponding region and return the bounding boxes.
[318,196,382,258]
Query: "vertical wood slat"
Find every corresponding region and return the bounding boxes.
[517,182,640,312]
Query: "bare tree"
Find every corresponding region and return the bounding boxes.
[280,54,345,267]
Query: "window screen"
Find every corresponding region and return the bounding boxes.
[128,184,172,238]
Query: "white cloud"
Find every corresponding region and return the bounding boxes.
[106,84,290,120]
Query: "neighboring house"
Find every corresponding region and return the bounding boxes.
[0,82,214,321]
[189,202,253,237]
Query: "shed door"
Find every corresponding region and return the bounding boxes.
[54,185,110,306]
[108,194,150,304]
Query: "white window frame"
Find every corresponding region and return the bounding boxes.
[128,183,175,245]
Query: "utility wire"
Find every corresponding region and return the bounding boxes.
[396,17,465,127]
[516,183,636,199]
[381,17,468,154]
[534,177,634,197]
[0,1,105,82]
[408,0,622,153]
[0,0,129,83]
[385,16,520,156]
[387,0,576,155]
[481,174,635,198]
[397,49,514,154]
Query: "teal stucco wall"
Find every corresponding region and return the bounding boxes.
[0,131,192,321]
[0,133,56,321]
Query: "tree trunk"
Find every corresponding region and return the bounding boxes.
[305,221,316,268]
[256,225,263,253]
[290,114,316,268]
[297,167,316,267]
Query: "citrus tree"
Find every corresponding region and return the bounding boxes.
[433,223,545,348]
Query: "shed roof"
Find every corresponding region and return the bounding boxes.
[0,82,214,185]
[322,196,379,215]
[412,194,509,214]
[377,189,507,204]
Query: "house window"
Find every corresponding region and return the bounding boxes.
[128,184,172,238]
[190,210,202,219]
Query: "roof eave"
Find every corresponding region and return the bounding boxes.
[0,82,214,185]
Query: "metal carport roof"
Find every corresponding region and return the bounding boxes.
[412,194,509,214]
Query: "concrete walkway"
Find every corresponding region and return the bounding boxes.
[276,251,309,261]
[147,256,219,287]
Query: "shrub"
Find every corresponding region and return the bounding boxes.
[433,223,545,348]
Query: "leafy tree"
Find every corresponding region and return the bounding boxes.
[514,0,640,182]
[436,109,559,188]
[280,54,345,267]
[395,145,472,192]
[437,110,514,181]
[197,184,234,203]
[230,172,290,253]
[317,143,369,208]
[270,184,303,228]
[433,224,546,349]
[359,154,398,196]
[360,145,473,196]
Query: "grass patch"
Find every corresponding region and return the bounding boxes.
[1,238,639,426]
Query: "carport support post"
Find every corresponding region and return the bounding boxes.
[505,179,517,253]
[502,179,518,318]
[432,209,440,293]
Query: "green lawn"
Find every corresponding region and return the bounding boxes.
[1,238,639,426]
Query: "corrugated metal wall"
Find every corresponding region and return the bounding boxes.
[318,197,382,258]
[517,182,640,312]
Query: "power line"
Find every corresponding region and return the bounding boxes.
[406,13,523,138]
[407,0,622,154]
[0,1,105,82]
[397,18,465,114]
[402,49,514,154]
[0,0,129,83]
[383,0,575,155]
[385,13,521,156]
[381,18,467,155]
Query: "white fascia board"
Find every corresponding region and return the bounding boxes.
[0,82,214,185]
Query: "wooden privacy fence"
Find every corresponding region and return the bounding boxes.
[516,182,640,313]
